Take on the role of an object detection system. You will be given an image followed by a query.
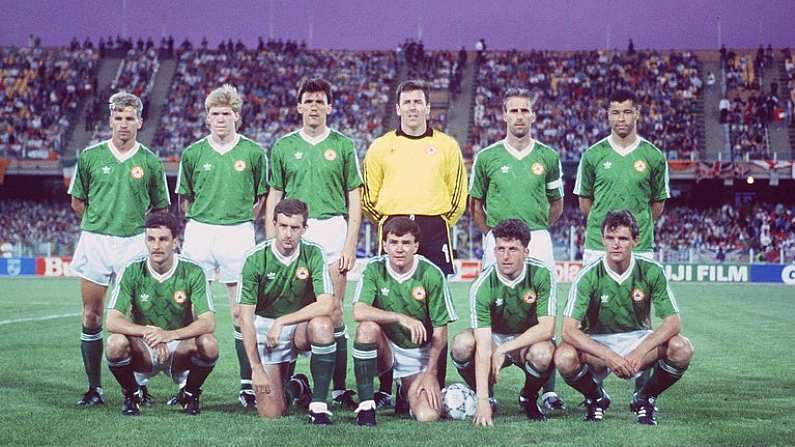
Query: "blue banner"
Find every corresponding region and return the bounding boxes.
[0,257,38,276]
[750,264,795,285]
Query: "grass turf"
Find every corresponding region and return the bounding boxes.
[0,279,793,446]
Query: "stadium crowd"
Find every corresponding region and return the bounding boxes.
[469,49,703,161]
[153,44,395,158]
[720,49,772,160]
[0,45,97,158]
[0,199,81,256]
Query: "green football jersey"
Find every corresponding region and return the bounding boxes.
[109,255,214,331]
[470,257,556,334]
[563,256,678,335]
[469,140,564,230]
[237,240,332,318]
[352,255,458,349]
[573,136,670,251]
[68,141,170,237]
[270,129,363,219]
[176,135,268,225]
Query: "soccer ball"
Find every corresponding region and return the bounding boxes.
[442,383,477,420]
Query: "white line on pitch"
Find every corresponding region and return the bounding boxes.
[0,312,81,326]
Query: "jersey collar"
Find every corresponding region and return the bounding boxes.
[386,256,419,284]
[607,134,641,157]
[107,140,140,163]
[395,126,433,139]
[299,127,331,146]
[147,256,179,283]
[271,241,300,266]
[503,139,536,160]
[602,254,636,285]
[207,134,240,155]
[495,262,527,288]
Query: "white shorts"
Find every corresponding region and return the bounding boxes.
[482,229,554,271]
[71,231,146,287]
[590,329,653,382]
[134,339,188,386]
[388,339,432,380]
[304,215,347,263]
[182,220,255,283]
[254,316,301,365]
[582,249,654,266]
[491,333,524,366]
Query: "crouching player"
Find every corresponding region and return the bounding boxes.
[351,217,458,426]
[237,199,338,425]
[556,210,694,425]
[105,213,218,416]
[451,219,557,425]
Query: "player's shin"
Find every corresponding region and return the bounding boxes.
[185,354,217,395]
[233,326,253,392]
[309,342,337,410]
[561,364,603,400]
[522,360,553,399]
[637,359,687,399]
[107,356,138,395]
[451,355,476,390]
[353,342,378,405]
[81,326,104,388]
[332,325,348,390]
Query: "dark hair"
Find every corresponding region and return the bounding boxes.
[609,89,637,106]
[395,79,429,105]
[382,217,421,242]
[144,212,181,238]
[502,88,535,111]
[297,77,333,104]
[274,199,309,227]
[600,210,640,240]
[492,219,532,247]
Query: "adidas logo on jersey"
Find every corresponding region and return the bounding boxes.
[495,298,504,306]
[101,166,111,175]
[266,272,276,280]
[602,161,612,170]
[380,287,390,296]
[203,163,212,171]
[500,165,510,173]
[600,294,609,303]
[140,293,150,302]
[294,152,304,160]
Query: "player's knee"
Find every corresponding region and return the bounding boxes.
[257,396,286,419]
[81,305,103,328]
[308,316,335,344]
[554,344,579,373]
[413,405,441,423]
[527,342,555,370]
[355,321,381,343]
[667,335,694,365]
[451,330,475,362]
[105,334,129,360]
[196,334,219,360]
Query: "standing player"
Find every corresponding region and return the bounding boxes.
[68,91,170,406]
[450,219,556,425]
[265,78,362,409]
[176,84,268,408]
[238,199,338,424]
[350,217,457,426]
[573,89,670,265]
[105,213,217,416]
[468,88,565,410]
[362,79,467,397]
[556,210,693,425]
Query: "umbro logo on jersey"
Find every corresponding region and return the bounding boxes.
[600,294,609,303]
[101,166,111,175]
[380,287,390,296]
[203,163,212,171]
[602,161,612,170]
[266,272,276,280]
[495,298,504,306]
[294,152,304,160]
[500,165,510,173]
[140,294,150,302]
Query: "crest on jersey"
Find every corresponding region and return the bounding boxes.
[412,286,426,301]
[531,162,544,176]
[523,290,537,304]
[173,290,187,304]
[324,149,337,161]
[634,160,647,173]
[426,146,437,155]
[296,266,309,280]
[631,288,645,302]
[234,160,247,172]
[130,166,144,179]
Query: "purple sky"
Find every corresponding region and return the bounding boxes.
[3,0,794,50]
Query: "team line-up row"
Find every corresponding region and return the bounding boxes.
[68,78,686,426]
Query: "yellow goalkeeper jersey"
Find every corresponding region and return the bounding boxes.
[362,128,467,225]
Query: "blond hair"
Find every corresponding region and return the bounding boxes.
[108,91,143,119]
[205,84,243,114]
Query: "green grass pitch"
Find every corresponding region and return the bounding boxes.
[1,279,793,446]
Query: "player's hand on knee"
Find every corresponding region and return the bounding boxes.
[266,321,283,348]
[625,349,646,375]
[473,400,494,427]
[397,315,426,344]
[490,352,505,384]
[143,325,171,346]
[606,352,633,379]
[252,366,271,395]
[415,373,442,411]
